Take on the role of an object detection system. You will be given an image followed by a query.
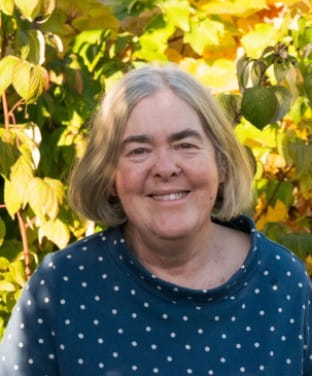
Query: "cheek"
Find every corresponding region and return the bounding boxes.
[115,166,143,198]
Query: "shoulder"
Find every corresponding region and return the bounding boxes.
[225,215,310,288]
[259,233,310,290]
[31,225,123,284]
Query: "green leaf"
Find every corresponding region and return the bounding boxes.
[39,219,70,249]
[10,261,26,287]
[14,0,41,21]
[250,60,266,86]
[12,61,46,101]
[0,55,20,96]
[271,86,292,123]
[0,257,10,270]
[10,156,34,207]
[71,3,119,31]
[236,55,251,92]
[0,217,6,247]
[0,0,14,15]
[25,30,46,65]
[0,239,22,261]
[135,14,174,61]
[34,0,56,23]
[216,93,242,125]
[0,131,20,178]
[44,177,64,205]
[279,233,312,259]
[241,86,278,128]
[303,73,312,104]
[274,61,290,84]
[184,18,224,55]
[283,138,312,178]
[27,177,60,220]
[4,179,22,217]
[161,0,190,32]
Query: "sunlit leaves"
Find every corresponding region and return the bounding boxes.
[22,30,46,65]
[27,177,64,221]
[14,0,41,21]
[160,0,190,32]
[241,24,277,58]
[197,0,266,17]
[256,199,289,230]
[39,219,70,249]
[181,58,237,91]
[0,0,14,15]
[4,179,22,217]
[10,155,34,208]
[184,18,224,55]
[135,14,175,60]
[12,61,46,101]
[0,56,20,96]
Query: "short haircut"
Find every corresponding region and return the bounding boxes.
[69,64,254,225]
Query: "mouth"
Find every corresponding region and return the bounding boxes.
[149,191,190,201]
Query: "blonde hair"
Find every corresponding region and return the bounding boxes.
[69,64,254,224]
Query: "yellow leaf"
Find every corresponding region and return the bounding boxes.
[0,0,14,15]
[27,177,60,221]
[256,199,289,230]
[4,179,22,217]
[14,0,40,21]
[241,23,277,58]
[0,55,20,96]
[39,219,70,249]
[305,255,312,276]
[198,0,266,17]
[10,156,34,207]
[180,58,237,92]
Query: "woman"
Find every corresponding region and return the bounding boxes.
[1,65,311,375]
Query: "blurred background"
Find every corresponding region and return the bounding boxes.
[0,0,311,337]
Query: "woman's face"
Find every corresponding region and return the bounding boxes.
[115,89,221,241]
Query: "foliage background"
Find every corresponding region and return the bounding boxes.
[0,0,311,337]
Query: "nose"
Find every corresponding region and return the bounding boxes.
[152,149,181,180]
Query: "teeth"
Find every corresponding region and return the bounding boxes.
[153,192,186,201]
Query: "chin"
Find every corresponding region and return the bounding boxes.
[151,224,194,241]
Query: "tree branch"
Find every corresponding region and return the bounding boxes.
[16,211,31,280]
[2,92,10,129]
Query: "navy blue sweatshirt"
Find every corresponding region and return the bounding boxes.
[0,216,311,375]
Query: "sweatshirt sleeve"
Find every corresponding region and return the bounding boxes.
[0,254,59,376]
[303,274,312,376]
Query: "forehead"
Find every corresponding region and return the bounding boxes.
[122,89,206,139]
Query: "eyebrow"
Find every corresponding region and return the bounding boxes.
[121,128,203,148]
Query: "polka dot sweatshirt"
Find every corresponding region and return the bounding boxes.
[0,216,311,375]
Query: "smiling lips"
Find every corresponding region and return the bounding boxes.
[150,191,189,201]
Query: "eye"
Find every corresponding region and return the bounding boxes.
[129,147,148,155]
[177,142,196,149]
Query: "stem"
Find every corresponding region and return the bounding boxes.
[2,92,10,129]
[8,98,25,119]
[16,211,31,280]
[0,204,6,209]
[254,164,294,222]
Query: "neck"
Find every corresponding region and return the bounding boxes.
[124,221,229,289]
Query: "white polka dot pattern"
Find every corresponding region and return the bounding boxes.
[0,216,311,375]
